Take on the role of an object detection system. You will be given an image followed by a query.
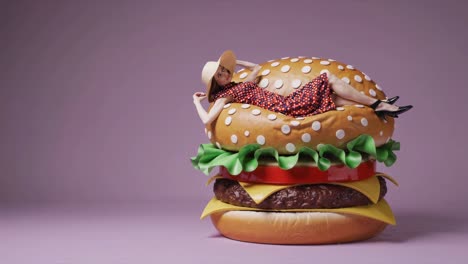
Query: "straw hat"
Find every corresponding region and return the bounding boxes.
[201,50,237,99]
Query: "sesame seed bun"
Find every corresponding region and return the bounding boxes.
[205,56,394,154]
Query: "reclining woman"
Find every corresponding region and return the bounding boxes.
[193,50,412,125]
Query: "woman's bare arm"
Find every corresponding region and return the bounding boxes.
[193,92,230,125]
[237,59,261,82]
[236,60,257,69]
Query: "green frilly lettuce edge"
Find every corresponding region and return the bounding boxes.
[190,134,400,176]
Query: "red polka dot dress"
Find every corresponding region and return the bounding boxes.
[212,73,336,117]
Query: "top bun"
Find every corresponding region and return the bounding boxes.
[205,56,394,154]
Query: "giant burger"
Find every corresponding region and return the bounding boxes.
[191,56,401,244]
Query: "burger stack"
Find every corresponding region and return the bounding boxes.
[192,56,401,244]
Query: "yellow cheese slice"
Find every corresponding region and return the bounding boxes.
[205,175,223,186]
[238,181,299,204]
[200,197,396,225]
[331,176,381,204]
[376,172,399,186]
[238,176,382,204]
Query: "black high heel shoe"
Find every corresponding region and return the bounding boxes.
[370,99,413,120]
[383,96,399,105]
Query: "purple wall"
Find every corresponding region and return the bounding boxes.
[1,0,467,209]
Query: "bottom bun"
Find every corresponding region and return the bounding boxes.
[210,210,387,244]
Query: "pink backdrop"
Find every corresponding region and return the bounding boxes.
[1,0,466,208]
[1,0,467,263]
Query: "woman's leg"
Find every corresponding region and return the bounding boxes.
[331,94,357,106]
[328,74,398,111]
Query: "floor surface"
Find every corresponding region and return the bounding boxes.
[2,200,468,264]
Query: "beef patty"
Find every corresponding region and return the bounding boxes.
[213,177,387,210]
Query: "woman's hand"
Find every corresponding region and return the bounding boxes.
[193,92,207,104]
[193,95,229,126]
[236,60,261,82]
